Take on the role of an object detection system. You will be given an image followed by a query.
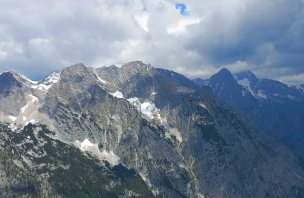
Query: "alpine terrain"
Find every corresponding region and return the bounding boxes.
[1,61,304,197]
[195,68,304,163]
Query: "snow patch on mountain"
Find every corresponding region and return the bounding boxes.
[78,138,94,150]
[93,70,107,84]
[199,103,208,110]
[165,128,183,143]
[25,119,37,126]
[127,97,160,120]
[256,90,268,99]
[127,98,183,144]
[32,72,61,91]
[140,102,161,120]
[4,93,48,128]
[74,138,120,166]
[8,116,17,122]
[20,104,29,113]
[96,75,107,84]
[28,94,39,102]
[236,79,255,95]
[110,91,124,99]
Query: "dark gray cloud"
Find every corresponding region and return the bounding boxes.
[185,0,304,83]
[0,0,303,84]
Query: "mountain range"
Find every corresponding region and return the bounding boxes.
[194,68,304,163]
[1,61,304,197]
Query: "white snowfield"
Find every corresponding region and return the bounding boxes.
[20,104,29,114]
[8,116,17,122]
[96,75,107,84]
[127,97,183,144]
[4,93,47,129]
[127,97,161,120]
[29,94,39,102]
[94,70,107,84]
[199,102,208,110]
[74,138,120,166]
[151,91,157,95]
[110,91,124,99]
[31,72,61,91]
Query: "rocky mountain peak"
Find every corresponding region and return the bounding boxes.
[58,63,100,85]
[119,61,153,76]
[207,68,239,89]
[207,68,238,88]
[61,63,90,75]
[0,71,38,85]
[0,72,23,92]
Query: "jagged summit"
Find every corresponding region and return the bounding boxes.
[0,70,38,85]
[121,60,149,67]
[0,71,23,92]
[208,68,236,84]
[217,67,232,75]
[60,63,92,77]
[102,61,150,70]
[207,68,239,88]
[65,62,88,69]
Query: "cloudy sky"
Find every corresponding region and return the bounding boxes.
[0,0,303,84]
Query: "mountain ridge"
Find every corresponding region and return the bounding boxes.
[197,68,304,164]
[1,62,304,197]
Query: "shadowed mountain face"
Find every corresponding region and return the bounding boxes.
[197,68,304,162]
[1,62,304,197]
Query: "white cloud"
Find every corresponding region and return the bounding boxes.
[0,50,8,60]
[167,17,201,35]
[134,13,149,32]
[277,73,304,85]
[0,0,303,84]
[224,60,253,73]
[0,41,23,60]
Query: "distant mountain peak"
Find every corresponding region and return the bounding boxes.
[123,60,147,66]
[0,72,24,92]
[209,68,236,85]
[217,67,233,76]
[64,63,89,71]
[0,71,38,85]
[121,61,152,72]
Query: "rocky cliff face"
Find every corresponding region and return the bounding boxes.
[1,62,304,197]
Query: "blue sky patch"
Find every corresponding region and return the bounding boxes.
[176,3,188,16]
